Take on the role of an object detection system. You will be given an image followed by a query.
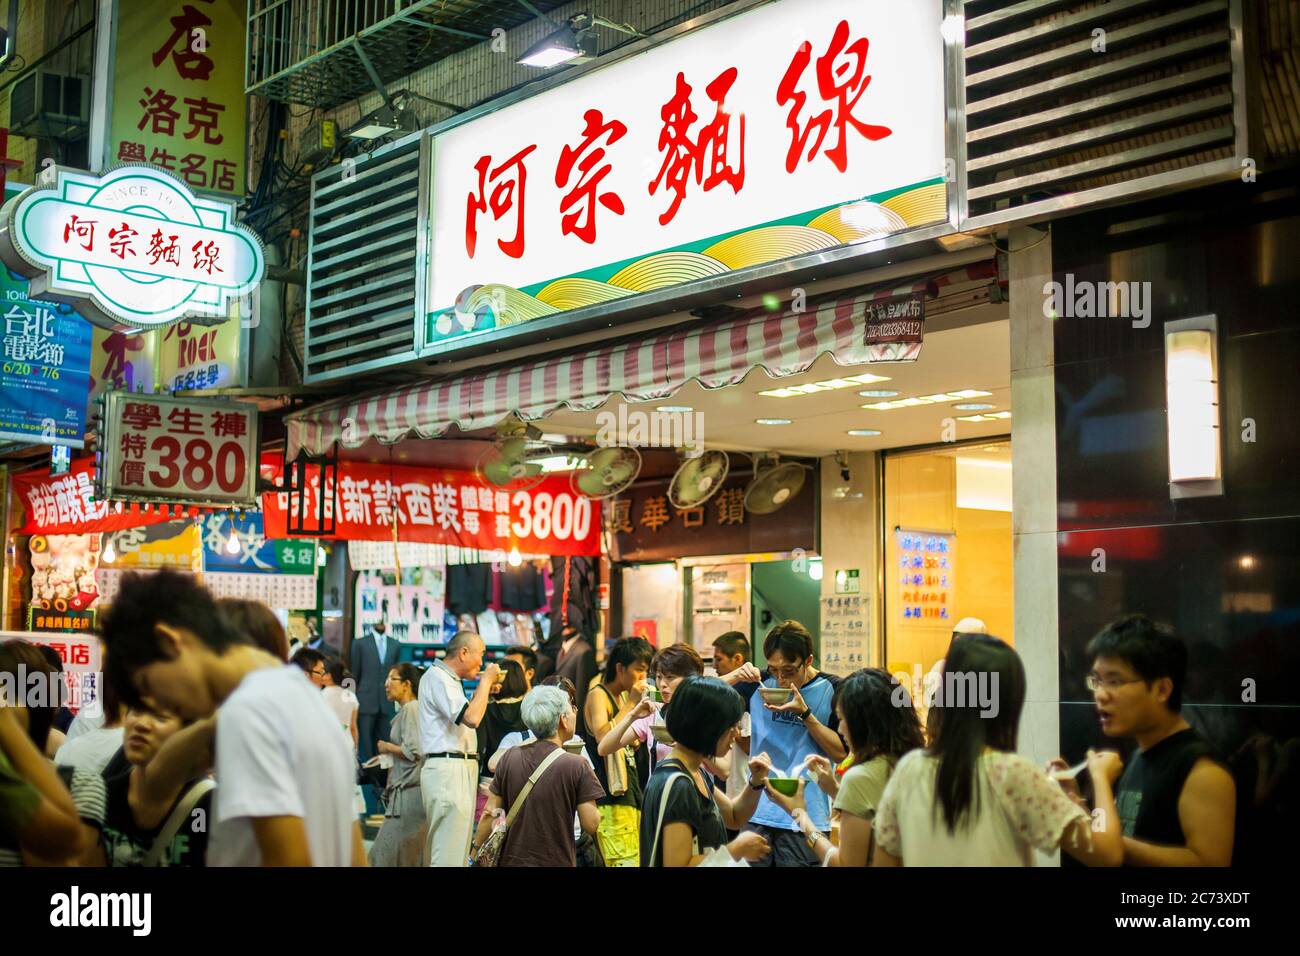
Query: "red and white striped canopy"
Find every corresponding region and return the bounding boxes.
[286,262,996,457]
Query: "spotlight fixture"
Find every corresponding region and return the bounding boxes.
[518,13,645,69]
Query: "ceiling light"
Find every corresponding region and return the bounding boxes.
[947,389,994,399]
[917,393,956,403]
[755,418,791,425]
[858,389,898,398]
[846,429,881,437]
[1165,315,1222,497]
[954,403,994,411]
[657,405,693,413]
[956,414,988,423]
[988,411,1011,419]
[759,373,890,398]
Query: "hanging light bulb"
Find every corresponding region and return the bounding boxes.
[101,536,116,564]
[508,546,522,568]
[225,518,240,555]
[317,545,327,566]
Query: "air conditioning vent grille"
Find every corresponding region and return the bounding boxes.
[304,133,426,383]
[962,0,1241,229]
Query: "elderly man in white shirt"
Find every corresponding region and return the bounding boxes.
[418,630,500,866]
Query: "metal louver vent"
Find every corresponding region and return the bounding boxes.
[304,132,427,383]
[961,0,1247,230]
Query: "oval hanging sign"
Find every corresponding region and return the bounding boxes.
[0,164,264,330]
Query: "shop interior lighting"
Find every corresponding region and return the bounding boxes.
[808,559,823,582]
[508,546,523,567]
[535,455,582,474]
[858,389,899,398]
[846,429,882,437]
[956,411,1012,422]
[1164,314,1222,498]
[759,372,890,398]
[954,403,994,411]
[755,418,792,425]
[101,535,116,564]
[225,518,241,555]
[518,13,644,69]
[657,405,693,413]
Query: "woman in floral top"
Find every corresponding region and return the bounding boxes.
[872,634,1123,867]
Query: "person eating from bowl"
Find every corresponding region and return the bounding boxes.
[598,643,706,769]
[730,620,846,867]
[641,676,775,867]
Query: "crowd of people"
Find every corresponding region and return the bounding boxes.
[0,568,1236,867]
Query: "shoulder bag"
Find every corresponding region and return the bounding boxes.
[471,747,566,867]
[144,778,215,867]
[647,768,746,868]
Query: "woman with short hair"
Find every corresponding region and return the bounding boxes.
[369,663,426,866]
[640,676,775,867]
[471,685,603,867]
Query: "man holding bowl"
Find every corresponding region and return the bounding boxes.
[732,620,846,866]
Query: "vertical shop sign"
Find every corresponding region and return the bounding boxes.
[158,316,243,392]
[109,0,247,196]
[896,529,955,626]
[819,594,871,674]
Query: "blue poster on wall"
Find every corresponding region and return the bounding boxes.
[201,511,317,574]
[0,278,93,447]
[1,182,93,447]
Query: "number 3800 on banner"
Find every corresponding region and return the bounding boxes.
[100,393,260,507]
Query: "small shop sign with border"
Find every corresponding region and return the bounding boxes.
[97,391,259,507]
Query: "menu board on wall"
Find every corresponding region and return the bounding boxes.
[819,594,871,674]
[896,529,955,627]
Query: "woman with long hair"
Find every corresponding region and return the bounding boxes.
[581,636,653,867]
[765,668,924,866]
[872,634,1123,866]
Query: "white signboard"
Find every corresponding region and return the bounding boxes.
[0,165,264,329]
[98,391,259,506]
[426,0,946,350]
[819,594,871,674]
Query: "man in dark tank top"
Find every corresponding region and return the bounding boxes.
[1082,615,1235,866]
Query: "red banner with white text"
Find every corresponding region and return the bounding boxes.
[259,456,600,557]
[12,459,192,535]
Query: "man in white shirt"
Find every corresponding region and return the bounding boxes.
[100,569,365,867]
[418,630,499,866]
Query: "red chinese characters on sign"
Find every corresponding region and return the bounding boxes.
[555,110,628,245]
[121,0,235,191]
[649,68,746,226]
[466,144,538,259]
[110,397,254,502]
[152,2,216,80]
[776,19,892,174]
[63,216,96,251]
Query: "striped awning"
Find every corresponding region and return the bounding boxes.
[286,261,997,457]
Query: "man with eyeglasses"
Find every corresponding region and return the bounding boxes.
[1059,615,1234,866]
[731,620,847,866]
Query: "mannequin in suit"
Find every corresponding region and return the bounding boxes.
[351,620,401,765]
